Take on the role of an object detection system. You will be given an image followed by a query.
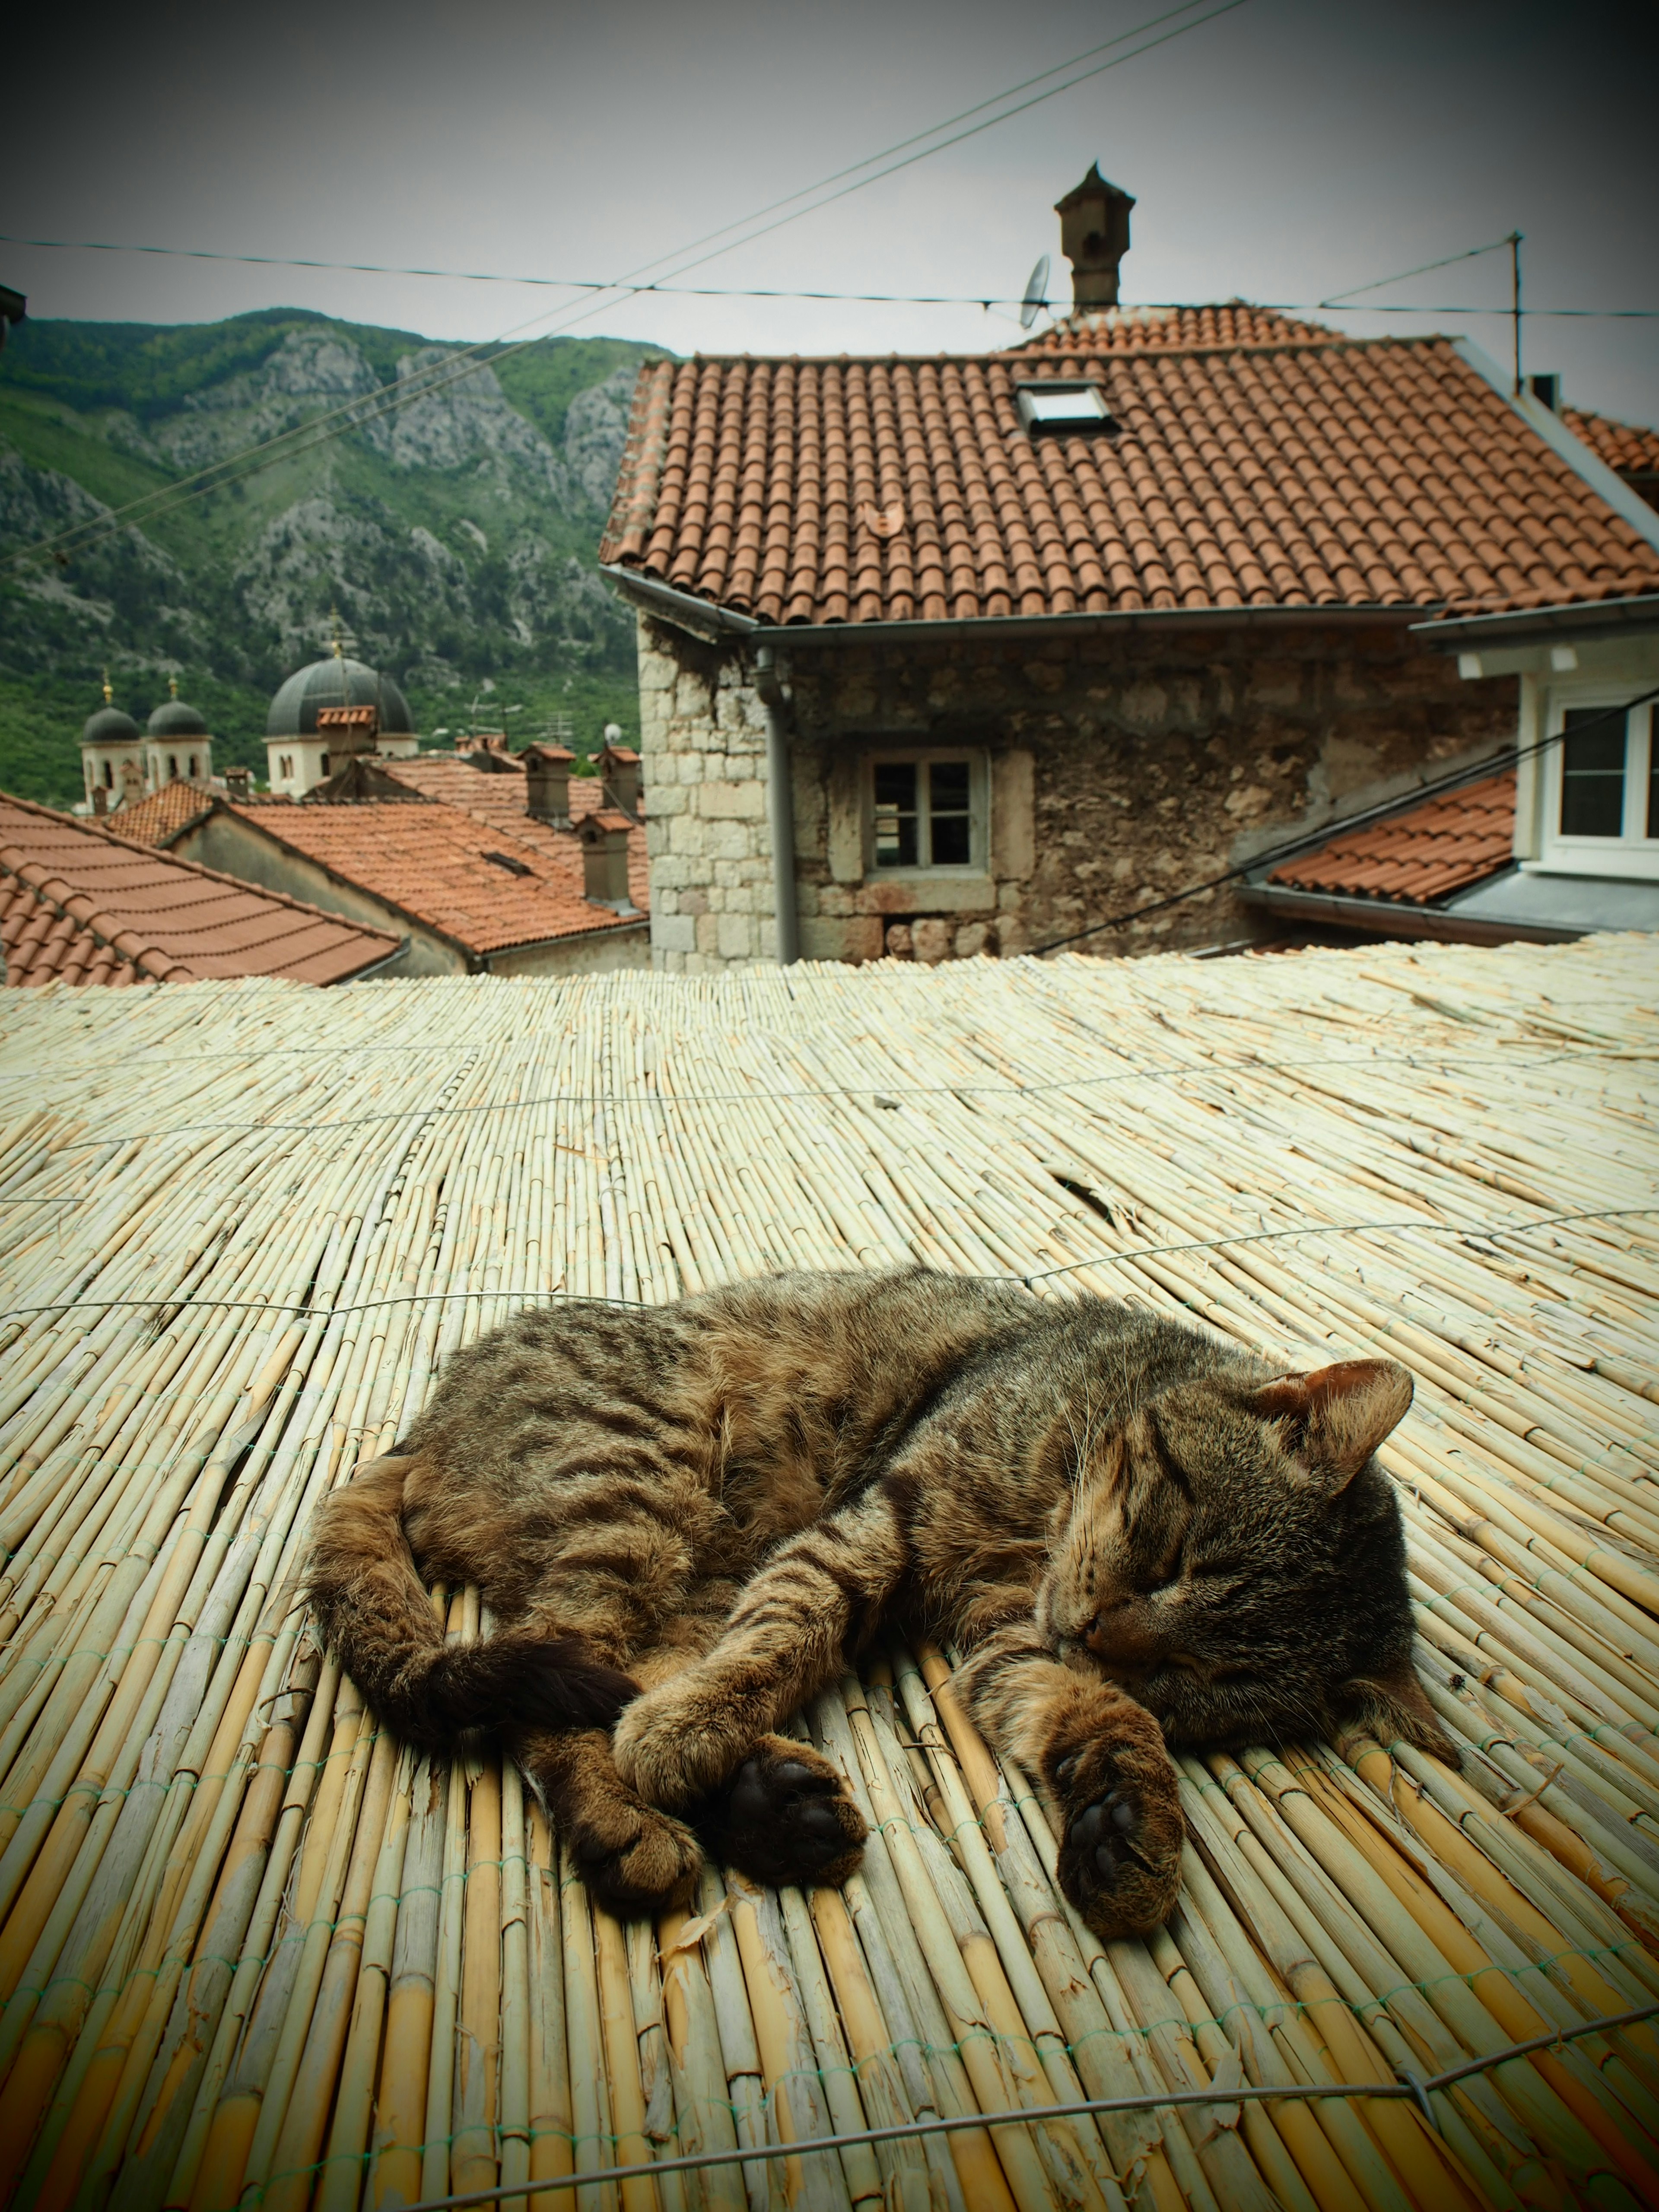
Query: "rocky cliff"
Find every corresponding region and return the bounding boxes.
[0,311,658,801]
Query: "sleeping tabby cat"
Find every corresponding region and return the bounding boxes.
[305,1268,1454,1936]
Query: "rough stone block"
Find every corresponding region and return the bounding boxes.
[716,911,756,960]
[706,820,756,862]
[698,779,765,820]
[911,918,951,965]
[798,914,884,963]
[955,922,991,958]
[652,912,696,954]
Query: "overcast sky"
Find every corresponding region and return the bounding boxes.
[7,0,1657,422]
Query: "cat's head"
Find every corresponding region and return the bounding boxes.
[1036,1357,1457,1763]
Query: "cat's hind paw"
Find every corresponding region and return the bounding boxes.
[1050,1717,1183,1939]
[695,1736,867,1889]
[569,1794,704,1916]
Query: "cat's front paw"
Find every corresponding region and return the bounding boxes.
[695,1736,866,1888]
[1049,1711,1183,1939]
[612,1675,759,1810]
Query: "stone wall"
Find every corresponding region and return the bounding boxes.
[635,612,1519,970]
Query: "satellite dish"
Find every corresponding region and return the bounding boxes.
[1020,254,1051,331]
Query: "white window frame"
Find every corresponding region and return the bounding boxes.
[863,749,990,876]
[1534,687,1659,882]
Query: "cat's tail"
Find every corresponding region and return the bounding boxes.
[302,1452,640,1754]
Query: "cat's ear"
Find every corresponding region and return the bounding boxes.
[1339,1663,1462,1768]
[1245,1358,1413,1487]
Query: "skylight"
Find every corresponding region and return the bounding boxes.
[1015,381,1117,435]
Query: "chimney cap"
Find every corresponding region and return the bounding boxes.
[1055,162,1136,216]
[521,742,576,766]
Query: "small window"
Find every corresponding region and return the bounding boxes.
[188,754,199,779]
[167,754,178,780]
[1540,695,1659,880]
[321,753,331,775]
[1015,379,1117,435]
[868,752,987,872]
[102,760,114,789]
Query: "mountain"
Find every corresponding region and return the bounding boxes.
[0,309,663,806]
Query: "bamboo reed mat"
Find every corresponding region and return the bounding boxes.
[0,934,1656,2212]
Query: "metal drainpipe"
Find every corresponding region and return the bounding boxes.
[754,646,799,966]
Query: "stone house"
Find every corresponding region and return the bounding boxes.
[596,173,1659,969]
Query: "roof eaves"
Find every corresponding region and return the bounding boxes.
[1236,880,1580,947]
[601,565,760,643]
[745,603,1439,649]
[1410,591,1659,649]
[1451,338,1659,559]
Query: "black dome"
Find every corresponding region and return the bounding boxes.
[82,705,141,745]
[148,696,209,737]
[266,655,414,738]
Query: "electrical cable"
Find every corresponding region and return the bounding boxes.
[1029,684,1659,958]
[0,0,1244,577]
[1320,232,1521,306]
[370,2002,1659,2212]
[6,238,1654,319]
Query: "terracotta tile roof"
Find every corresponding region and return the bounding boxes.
[104,780,219,847]
[380,756,650,911]
[601,331,1659,627]
[1563,407,1659,484]
[227,791,645,955]
[0,794,400,986]
[2,873,141,986]
[1014,302,1341,354]
[1268,766,1516,903]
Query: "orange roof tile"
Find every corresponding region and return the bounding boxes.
[0,794,400,986]
[227,790,645,955]
[1268,766,1516,904]
[601,330,1659,628]
[379,756,650,912]
[1563,407,1659,483]
[105,779,219,848]
[1015,302,1341,354]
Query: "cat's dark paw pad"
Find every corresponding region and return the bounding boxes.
[1052,1734,1183,1939]
[696,1736,866,1888]
[570,1799,702,1916]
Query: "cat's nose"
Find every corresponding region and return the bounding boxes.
[1085,1601,1162,1667]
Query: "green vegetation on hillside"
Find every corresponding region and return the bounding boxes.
[0,310,663,808]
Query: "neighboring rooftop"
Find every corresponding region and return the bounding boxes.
[225,789,645,954]
[1,938,1655,2207]
[1269,765,1517,903]
[1564,405,1659,505]
[0,792,400,985]
[381,753,650,910]
[602,334,1659,628]
[107,778,219,847]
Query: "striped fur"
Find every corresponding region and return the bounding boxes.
[305,1269,1445,1934]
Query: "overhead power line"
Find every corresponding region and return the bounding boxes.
[0,0,1245,578]
[5,236,1654,319]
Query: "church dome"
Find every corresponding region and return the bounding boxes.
[82,704,141,745]
[148,695,209,737]
[267,655,414,738]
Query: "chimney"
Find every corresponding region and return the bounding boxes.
[598,741,642,821]
[119,757,145,807]
[579,810,637,910]
[315,703,379,760]
[523,743,575,825]
[1055,165,1135,309]
[226,764,252,800]
[91,787,108,817]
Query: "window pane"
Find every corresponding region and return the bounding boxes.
[928,760,972,864]
[1559,709,1626,837]
[874,762,918,867]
